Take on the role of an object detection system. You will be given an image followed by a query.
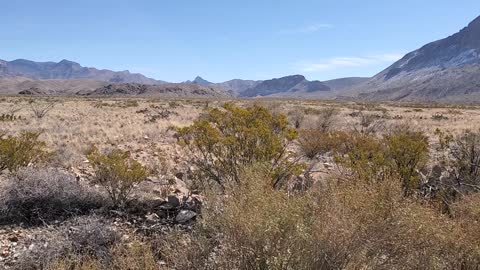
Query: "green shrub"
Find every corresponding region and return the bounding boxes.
[385,129,429,196]
[334,132,393,184]
[0,131,51,172]
[333,129,429,196]
[87,147,148,207]
[177,102,303,191]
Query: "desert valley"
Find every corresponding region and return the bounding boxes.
[2,4,480,270]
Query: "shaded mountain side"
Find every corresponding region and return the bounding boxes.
[357,65,480,102]
[322,77,369,91]
[84,83,231,97]
[0,77,107,95]
[239,75,330,97]
[0,59,166,85]
[353,15,480,102]
[215,79,262,96]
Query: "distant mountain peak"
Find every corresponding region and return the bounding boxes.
[59,59,77,64]
[240,74,329,97]
[192,76,213,85]
[0,58,166,84]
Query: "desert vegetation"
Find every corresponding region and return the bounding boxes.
[2,97,480,269]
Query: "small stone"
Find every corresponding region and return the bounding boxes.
[167,195,181,208]
[7,236,18,243]
[175,210,197,224]
[145,213,159,222]
[174,172,184,180]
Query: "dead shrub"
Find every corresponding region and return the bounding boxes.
[298,130,349,159]
[355,112,385,134]
[287,108,305,128]
[30,101,55,119]
[15,215,120,270]
[44,240,157,270]
[449,130,480,185]
[0,168,106,225]
[316,107,338,132]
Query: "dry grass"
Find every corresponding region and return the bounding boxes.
[3,96,480,269]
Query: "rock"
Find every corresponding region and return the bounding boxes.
[175,172,184,180]
[167,195,181,208]
[175,210,197,224]
[7,236,18,243]
[145,213,159,223]
[431,165,443,179]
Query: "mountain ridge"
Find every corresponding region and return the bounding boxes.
[0,58,166,85]
[352,15,480,102]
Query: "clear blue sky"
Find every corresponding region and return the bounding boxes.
[1,0,479,82]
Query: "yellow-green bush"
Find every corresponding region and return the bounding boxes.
[87,147,148,207]
[333,129,429,196]
[177,102,303,191]
[0,131,51,172]
[385,129,429,196]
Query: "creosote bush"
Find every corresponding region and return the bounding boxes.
[0,131,51,172]
[177,102,303,191]
[334,129,429,196]
[385,128,429,196]
[87,146,148,207]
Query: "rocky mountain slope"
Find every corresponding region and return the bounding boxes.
[0,77,107,95]
[216,79,262,96]
[355,15,480,102]
[239,75,330,97]
[0,59,165,84]
[322,77,369,91]
[84,83,230,97]
[184,76,214,86]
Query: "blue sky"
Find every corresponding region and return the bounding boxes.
[1,0,480,82]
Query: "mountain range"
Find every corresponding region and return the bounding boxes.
[351,15,480,102]
[2,15,480,101]
[0,59,166,85]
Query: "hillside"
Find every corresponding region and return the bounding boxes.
[354,16,480,102]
